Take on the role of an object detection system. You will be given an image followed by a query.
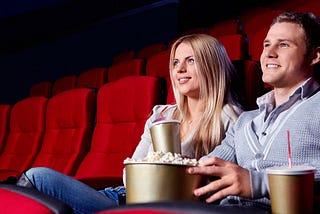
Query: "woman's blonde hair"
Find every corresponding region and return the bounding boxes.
[169,34,240,159]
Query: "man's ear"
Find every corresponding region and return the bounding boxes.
[310,47,320,65]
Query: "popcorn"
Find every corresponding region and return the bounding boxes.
[124,151,198,166]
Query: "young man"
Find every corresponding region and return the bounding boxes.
[188,11,320,211]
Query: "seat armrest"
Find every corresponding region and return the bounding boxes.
[0,184,73,214]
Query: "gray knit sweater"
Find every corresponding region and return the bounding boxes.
[204,77,320,208]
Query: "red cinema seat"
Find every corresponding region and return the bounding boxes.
[207,19,242,37]
[0,97,47,180]
[271,0,305,11]
[108,58,145,82]
[251,26,269,62]
[295,0,320,16]
[74,76,163,188]
[51,75,77,96]
[166,84,175,105]
[239,8,284,58]
[30,88,96,176]
[146,50,171,83]
[137,42,166,59]
[250,26,274,91]
[243,60,265,110]
[0,105,10,154]
[146,50,171,102]
[77,67,108,89]
[29,81,52,98]
[112,50,135,65]
[216,34,247,61]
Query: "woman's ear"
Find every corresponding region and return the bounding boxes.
[310,47,320,65]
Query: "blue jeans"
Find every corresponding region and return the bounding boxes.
[25,167,121,214]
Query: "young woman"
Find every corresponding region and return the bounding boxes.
[17,34,243,214]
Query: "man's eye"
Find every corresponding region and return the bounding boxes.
[280,43,289,48]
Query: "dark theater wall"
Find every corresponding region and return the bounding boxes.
[0,1,179,104]
[0,0,270,105]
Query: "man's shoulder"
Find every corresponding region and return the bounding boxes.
[232,109,259,127]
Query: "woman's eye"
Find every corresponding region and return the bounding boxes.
[187,58,195,64]
[173,60,179,67]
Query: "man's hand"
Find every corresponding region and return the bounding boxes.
[187,156,252,203]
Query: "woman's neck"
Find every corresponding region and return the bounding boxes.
[186,98,204,122]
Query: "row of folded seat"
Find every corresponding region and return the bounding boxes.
[28,41,169,99]
[29,32,257,111]
[0,75,164,190]
[37,0,315,111]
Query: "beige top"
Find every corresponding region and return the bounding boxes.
[123,103,242,185]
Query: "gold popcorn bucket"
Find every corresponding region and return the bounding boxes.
[125,162,205,204]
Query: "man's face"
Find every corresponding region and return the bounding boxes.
[260,22,310,89]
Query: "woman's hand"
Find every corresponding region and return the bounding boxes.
[187,156,252,203]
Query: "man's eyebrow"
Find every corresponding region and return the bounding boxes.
[263,38,290,43]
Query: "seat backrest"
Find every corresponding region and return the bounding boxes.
[145,50,171,103]
[146,50,171,83]
[238,7,274,31]
[295,0,320,16]
[251,25,269,62]
[0,105,11,154]
[239,8,284,58]
[29,81,52,98]
[108,58,145,82]
[271,0,305,11]
[31,88,96,176]
[74,76,163,183]
[0,97,47,180]
[243,60,264,110]
[137,43,166,59]
[166,84,175,105]
[207,19,242,37]
[77,67,108,89]
[112,50,135,65]
[216,34,247,61]
[51,75,77,96]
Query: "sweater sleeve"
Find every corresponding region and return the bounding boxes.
[201,123,237,163]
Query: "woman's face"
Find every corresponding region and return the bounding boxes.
[172,42,200,99]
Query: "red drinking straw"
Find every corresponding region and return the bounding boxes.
[287,130,292,168]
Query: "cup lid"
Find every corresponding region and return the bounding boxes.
[266,165,316,175]
[151,119,180,126]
